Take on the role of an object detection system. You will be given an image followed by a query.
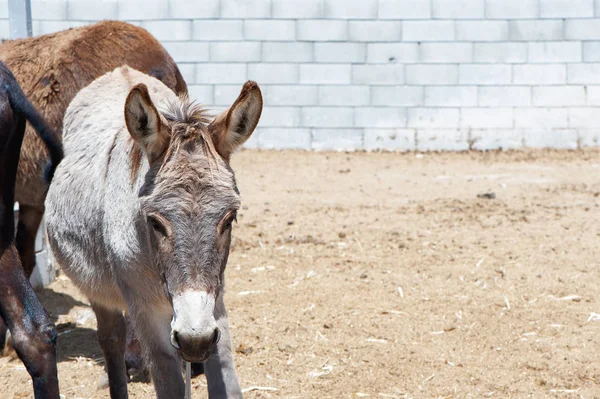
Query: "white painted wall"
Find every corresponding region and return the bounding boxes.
[4,0,600,153]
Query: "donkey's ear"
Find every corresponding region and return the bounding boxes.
[209,81,262,159]
[125,84,168,162]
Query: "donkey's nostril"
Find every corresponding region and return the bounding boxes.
[211,328,220,345]
[172,330,181,349]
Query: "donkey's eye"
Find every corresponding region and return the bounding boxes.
[148,215,168,237]
[222,213,237,233]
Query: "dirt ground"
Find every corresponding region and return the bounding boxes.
[2,149,600,399]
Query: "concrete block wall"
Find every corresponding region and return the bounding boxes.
[3,0,600,152]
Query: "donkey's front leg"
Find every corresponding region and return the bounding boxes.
[204,292,243,399]
[133,310,185,398]
[91,303,128,399]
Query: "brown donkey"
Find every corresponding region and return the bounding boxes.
[0,60,63,399]
[0,20,188,377]
[0,20,187,279]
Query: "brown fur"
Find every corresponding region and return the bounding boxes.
[0,20,187,277]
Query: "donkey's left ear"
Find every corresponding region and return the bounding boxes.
[209,81,262,159]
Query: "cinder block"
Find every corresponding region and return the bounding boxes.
[509,20,563,41]
[352,65,404,85]
[314,43,366,63]
[245,20,295,41]
[486,0,539,18]
[258,128,311,150]
[513,64,566,84]
[32,0,67,20]
[473,43,527,63]
[432,0,484,18]
[319,85,370,106]
[403,21,455,41]
[424,86,478,107]
[405,64,458,85]
[528,42,581,62]
[162,42,210,63]
[459,64,511,85]
[565,19,600,39]
[541,0,593,17]
[272,0,324,18]
[364,129,415,151]
[568,63,600,83]
[455,21,508,41]
[478,86,531,106]
[187,85,214,104]
[312,128,364,151]
[264,85,319,106]
[523,129,578,149]
[196,63,246,84]
[301,107,354,128]
[420,43,473,63]
[249,63,299,84]
[193,20,243,40]
[221,0,271,18]
[35,20,86,35]
[177,63,196,84]
[407,108,460,128]
[297,20,347,41]
[578,129,600,147]
[371,86,424,106]
[355,107,407,128]
[379,0,431,19]
[259,106,301,127]
[569,107,600,127]
[170,0,220,18]
[417,129,469,151]
[348,21,402,42]
[532,86,585,106]
[118,0,168,20]
[0,0,8,18]
[585,85,600,104]
[514,108,569,128]
[366,43,419,63]
[214,85,247,106]
[262,42,313,63]
[460,108,513,128]
[210,42,261,62]
[583,42,600,61]
[141,20,191,41]
[470,129,523,150]
[324,0,377,19]
[67,0,117,20]
[301,64,351,84]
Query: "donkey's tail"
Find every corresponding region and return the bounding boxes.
[2,63,63,183]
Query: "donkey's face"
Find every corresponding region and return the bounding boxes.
[124,81,262,362]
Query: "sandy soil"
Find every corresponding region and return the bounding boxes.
[2,149,600,399]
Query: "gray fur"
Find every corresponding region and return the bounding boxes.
[45,66,261,398]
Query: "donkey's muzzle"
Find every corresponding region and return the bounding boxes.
[170,291,219,362]
[171,327,220,362]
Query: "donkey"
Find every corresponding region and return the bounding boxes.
[46,66,262,398]
[0,19,187,376]
[0,20,187,280]
[0,60,62,398]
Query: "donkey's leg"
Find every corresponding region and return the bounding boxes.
[124,315,150,382]
[133,311,185,398]
[15,204,44,278]
[204,293,243,399]
[0,244,59,399]
[91,303,128,399]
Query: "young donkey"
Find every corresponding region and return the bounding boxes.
[46,66,262,398]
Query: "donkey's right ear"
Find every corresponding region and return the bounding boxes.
[125,84,168,162]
